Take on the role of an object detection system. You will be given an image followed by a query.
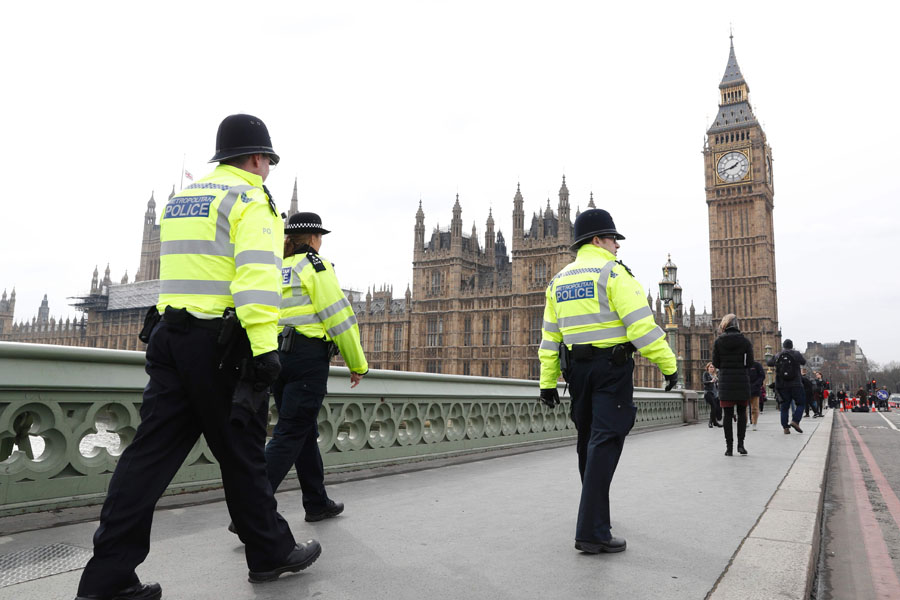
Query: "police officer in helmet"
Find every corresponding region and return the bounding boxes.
[75,115,320,600]
[538,208,677,554]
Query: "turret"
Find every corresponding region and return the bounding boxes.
[289,177,299,217]
[558,175,571,244]
[121,270,129,284]
[37,294,50,324]
[91,266,99,294]
[485,208,495,255]
[512,183,524,240]
[588,192,596,209]
[414,200,425,258]
[450,194,463,242]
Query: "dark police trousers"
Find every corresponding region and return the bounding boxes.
[77,318,296,597]
[265,335,330,511]
[570,352,636,543]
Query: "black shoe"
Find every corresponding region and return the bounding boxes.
[248,540,322,583]
[575,537,627,553]
[790,421,803,433]
[737,445,747,455]
[725,448,733,456]
[75,582,162,600]
[708,422,714,428]
[227,521,237,535]
[305,499,344,522]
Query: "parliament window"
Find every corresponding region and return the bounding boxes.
[481,362,489,377]
[430,271,441,295]
[530,314,542,345]
[463,316,472,346]
[501,362,509,377]
[529,360,540,380]
[482,316,490,346]
[393,325,402,352]
[426,316,443,347]
[463,361,470,376]
[501,315,510,346]
[700,337,710,361]
[426,360,440,373]
[373,325,382,352]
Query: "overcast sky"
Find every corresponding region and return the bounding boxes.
[1,1,897,364]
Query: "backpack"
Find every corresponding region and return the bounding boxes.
[776,352,797,381]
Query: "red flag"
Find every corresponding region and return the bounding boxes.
[184,169,194,181]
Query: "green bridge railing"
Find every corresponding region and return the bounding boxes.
[0,342,698,516]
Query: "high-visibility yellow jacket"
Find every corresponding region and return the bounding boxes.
[156,164,283,356]
[539,244,676,389]
[279,250,368,374]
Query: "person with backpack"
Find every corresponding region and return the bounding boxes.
[767,339,807,434]
[712,314,753,456]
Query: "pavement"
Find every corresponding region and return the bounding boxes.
[0,407,832,600]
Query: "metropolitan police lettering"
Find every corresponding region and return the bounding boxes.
[163,195,215,219]
[556,280,594,302]
[282,267,292,285]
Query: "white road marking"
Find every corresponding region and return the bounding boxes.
[876,411,899,431]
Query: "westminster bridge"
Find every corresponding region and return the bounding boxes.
[0,341,831,599]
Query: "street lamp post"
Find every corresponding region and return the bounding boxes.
[658,255,683,389]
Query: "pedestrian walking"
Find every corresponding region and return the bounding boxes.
[712,314,753,456]
[748,360,765,430]
[538,208,677,555]
[702,362,721,428]
[75,115,320,600]
[265,212,368,522]
[767,339,807,434]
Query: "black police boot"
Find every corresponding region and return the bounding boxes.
[575,537,627,553]
[737,444,748,455]
[305,498,344,522]
[75,582,162,600]
[724,447,733,456]
[248,540,322,583]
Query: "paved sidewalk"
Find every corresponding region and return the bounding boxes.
[1,408,831,600]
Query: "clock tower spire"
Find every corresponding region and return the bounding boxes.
[703,34,780,355]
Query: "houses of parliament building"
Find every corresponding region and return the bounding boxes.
[1,38,783,390]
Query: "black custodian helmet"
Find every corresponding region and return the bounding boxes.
[571,208,625,250]
[209,114,280,165]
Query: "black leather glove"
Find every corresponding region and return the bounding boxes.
[539,388,560,408]
[251,350,281,391]
[664,372,678,392]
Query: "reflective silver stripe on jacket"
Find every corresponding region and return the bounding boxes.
[233,290,282,308]
[542,320,559,333]
[562,327,628,345]
[621,305,653,328]
[557,312,619,329]
[539,339,560,352]
[159,279,232,296]
[327,314,357,338]
[160,185,255,258]
[279,313,320,327]
[281,294,312,308]
[595,261,618,316]
[318,297,351,321]
[235,250,281,270]
[631,326,665,349]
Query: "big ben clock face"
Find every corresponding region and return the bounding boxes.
[716,151,750,183]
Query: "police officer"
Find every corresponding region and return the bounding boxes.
[76,115,320,600]
[538,208,677,555]
[266,212,368,520]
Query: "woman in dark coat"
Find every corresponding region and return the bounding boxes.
[712,314,754,456]
[702,362,721,428]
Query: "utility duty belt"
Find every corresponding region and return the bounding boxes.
[570,342,636,365]
[278,327,337,359]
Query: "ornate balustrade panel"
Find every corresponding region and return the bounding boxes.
[0,342,692,516]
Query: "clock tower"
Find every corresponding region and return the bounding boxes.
[704,35,780,354]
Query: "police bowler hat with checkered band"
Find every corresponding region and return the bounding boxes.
[570,208,625,250]
[286,212,330,235]
[209,114,280,165]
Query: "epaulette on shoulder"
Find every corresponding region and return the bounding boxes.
[615,260,634,277]
[306,251,327,273]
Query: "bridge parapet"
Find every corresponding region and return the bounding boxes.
[0,341,695,516]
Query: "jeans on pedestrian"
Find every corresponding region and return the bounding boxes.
[778,385,805,428]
